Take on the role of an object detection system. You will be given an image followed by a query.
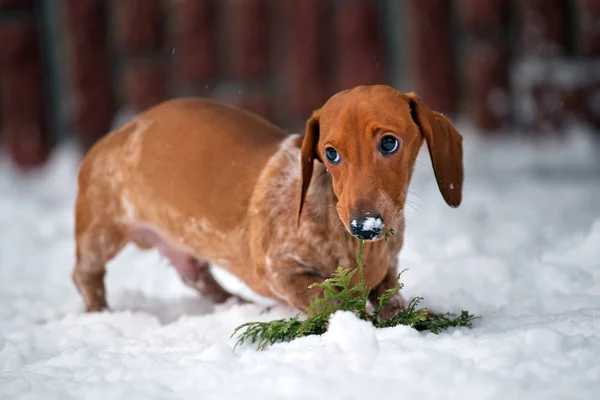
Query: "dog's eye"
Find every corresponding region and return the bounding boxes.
[380,136,399,155]
[325,147,340,164]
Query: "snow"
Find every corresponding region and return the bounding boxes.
[1,129,600,399]
[361,217,384,232]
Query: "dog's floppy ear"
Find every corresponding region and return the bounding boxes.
[296,110,321,224]
[407,93,463,207]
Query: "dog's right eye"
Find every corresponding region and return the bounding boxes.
[325,147,341,164]
[380,135,400,155]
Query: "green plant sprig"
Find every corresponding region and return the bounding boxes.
[232,231,477,350]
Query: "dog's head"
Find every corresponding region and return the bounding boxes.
[297,85,463,241]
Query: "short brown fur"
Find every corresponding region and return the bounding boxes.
[73,85,463,318]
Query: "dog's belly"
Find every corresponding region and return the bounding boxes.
[127,222,277,300]
[129,223,209,282]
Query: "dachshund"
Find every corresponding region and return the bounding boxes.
[72,84,463,319]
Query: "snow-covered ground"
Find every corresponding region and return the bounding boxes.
[1,129,600,399]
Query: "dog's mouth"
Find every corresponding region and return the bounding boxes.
[351,234,384,242]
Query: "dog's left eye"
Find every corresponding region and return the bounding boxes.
[325,147,341,164]
[380,136,399,155]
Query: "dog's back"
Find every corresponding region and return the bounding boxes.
[74,98,286,311]
[79,98,286,228]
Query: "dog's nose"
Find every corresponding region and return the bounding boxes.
[349,214,384,240]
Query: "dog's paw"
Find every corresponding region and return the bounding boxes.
[85,302,109,313]
[377,295,405,321]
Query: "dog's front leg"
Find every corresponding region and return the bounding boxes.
[369,263,405,320]
[265,257,330,312]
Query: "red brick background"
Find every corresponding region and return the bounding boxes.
[228,0,270,79]
[113,0,162,52]
[62,0,115,152]
[408,0,456,115]
[0,19,49,167]
[282,0,329,121]
[579,0,600,56]
[460,0,510,132]
[518,0,567,57]
[335,1,384,92]
[169,0,217,89]
[0,0,599,168]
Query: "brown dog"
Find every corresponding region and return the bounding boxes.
[73,85,463,318]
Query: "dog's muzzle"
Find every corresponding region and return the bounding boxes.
[349,215,384,241]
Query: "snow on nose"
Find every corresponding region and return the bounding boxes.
[350,216,384,240]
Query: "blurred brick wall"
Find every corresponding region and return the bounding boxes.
[62,0,115,152]
[1,0,599,168]
[460,0,510,131]
[512,0,600,134]
[64,0,389,148]
[0,0,50,167]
